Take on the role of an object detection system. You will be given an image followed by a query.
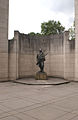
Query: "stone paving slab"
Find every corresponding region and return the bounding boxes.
[53,95,78,111]
[23,104,67,120]
[14,77,70,85]
[55,113,78,120]
[0,116,19,120]
[14,113,38,120]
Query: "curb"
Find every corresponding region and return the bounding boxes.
[12,81,70,86]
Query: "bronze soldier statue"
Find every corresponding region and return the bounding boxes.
[36,49,45,72]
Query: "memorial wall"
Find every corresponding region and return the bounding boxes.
[8,31,75,81]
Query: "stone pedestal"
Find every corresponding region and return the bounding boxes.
[35,71,47,80]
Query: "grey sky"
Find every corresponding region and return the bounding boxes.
[9,0,74,39]
[41,0,74,14]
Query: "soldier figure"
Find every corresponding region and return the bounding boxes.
[36,49,45,72]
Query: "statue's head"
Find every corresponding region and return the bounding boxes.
[39,48,42,52]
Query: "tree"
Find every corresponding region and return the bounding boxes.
[69,21,75,40]
[28,32,35,36]
[41,20,65,35]
[36,33,41,35]
[28,32,41,36]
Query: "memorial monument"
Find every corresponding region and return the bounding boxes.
[35,49,47,80]
[0,0,78,81]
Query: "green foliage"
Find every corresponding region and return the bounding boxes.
[28,32,36,36]
[69,21,75,40]
[41,20,65,35]
[36,33,42,35]
[28,32,42,36]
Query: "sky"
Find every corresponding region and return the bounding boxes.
[9,0,74,39]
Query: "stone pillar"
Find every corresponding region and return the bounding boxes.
[8,31,20,80]
[0,0,9,81]
[64,31,75,81]
[14,31,20,79]
[75,0,78,81]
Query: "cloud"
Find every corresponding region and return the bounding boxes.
[52,0,74,14]
[41,0,74,14]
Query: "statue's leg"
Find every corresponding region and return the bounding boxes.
[39,63,42,72]
[41,62,44,72]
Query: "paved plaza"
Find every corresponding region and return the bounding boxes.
[0,79,78,120]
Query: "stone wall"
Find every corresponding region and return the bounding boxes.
[75,0,78,81]
[8,31,75,81]
[8,32,19,80]
[64,32,75,80]
[0,0,9,81]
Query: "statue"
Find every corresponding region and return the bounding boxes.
[36,49,48,80]
[36,49,45,72]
